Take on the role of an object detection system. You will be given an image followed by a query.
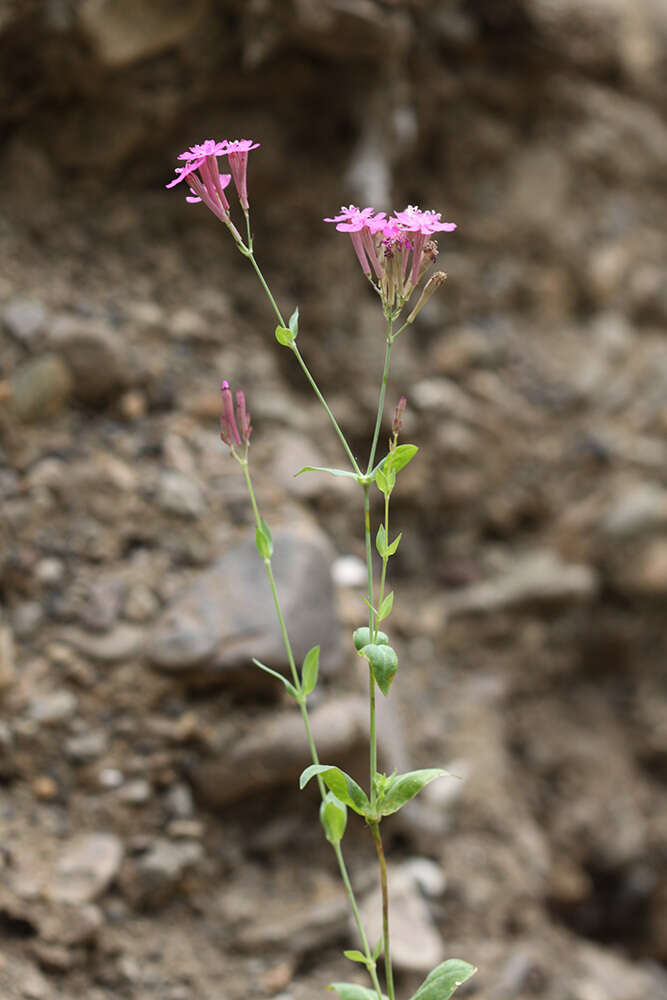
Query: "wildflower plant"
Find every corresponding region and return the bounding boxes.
[168,139,475,1000]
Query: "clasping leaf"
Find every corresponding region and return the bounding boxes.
[300,764,370,816]
[408,959,476,1000]
[301,645,320,696]
[360,643,398,695]
[378,768,450,817]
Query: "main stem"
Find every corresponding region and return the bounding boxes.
[369,821,395,1000]
[363,485,377,813]
[366,325,394,474]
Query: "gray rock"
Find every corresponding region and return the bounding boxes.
[601,481,667,537]
[78,0,205,67]
[58,623,144,663]
[77,575,125,632]
[28,689,78,724]
[146,524,341,684]
[9,354,73,423]
[11,601,45,638]
[156,469,207,519]
[47,833,123,904]
[120,838,202,908]
[65,730,108,763]
[49,315,122,404]
[2,298,47,344]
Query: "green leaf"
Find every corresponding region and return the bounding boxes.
[255,517,273,559]
[301,645,320,696]
[409,959,476,1000]
[375,466,396,497]
[377,591,394,622]
[299,764,370,816]
[372,937,383,961]
[353,627,388,651]
[320,792,347,845]
[288,306,299,336]
[385,444,418,475]
[343,951,368,965]
[379,768,449,817]
[360,643,398,696]
[295,465,359,480]
[329,985,388,1000]
[386,532,402,557]
[252,658,298,699]
[275,325,294,347]
[376,524,387,558]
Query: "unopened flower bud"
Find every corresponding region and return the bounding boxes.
[418,239,439,280]
[406,271,447,324]
[220,380,242,447]
[392,395,407,438]
[235,389,252,445]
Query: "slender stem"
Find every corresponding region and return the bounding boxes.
[244,250,286,327]
[363,485,378,811]
[333,842,384,1000]
[369,821,395,1000]
[241,459,300,691]
[239,452,379,996]
[292,344,362,476]
[374,491,390,643]
[366,324,394,474]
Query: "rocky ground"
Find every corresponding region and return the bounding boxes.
[1,2,667,999]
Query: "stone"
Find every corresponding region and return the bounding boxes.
[117,778,152,804]
[439,550,598,618]
[28,689,78,724]
[147,524,341,685]
[0,624,16,692]
[2,298,47,345]
[120,838,202,908]
[11,601,44,638]
[356,864,445,974]
[123,582,160,622]
[58,623,144,663]
[49,315,122,404]
[65,730,108,763]
[78,0,205,67]
[9,354,73,423]
[47,833,123,904]
[77,575,125,632]
[155,469,207,519]
[600,481,667,537]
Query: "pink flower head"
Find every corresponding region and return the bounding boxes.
[178,139,228,161]
[167,146,232,222]
[220,380,252,449]
[223,139,260,212]
[324,206,386,278]
[393,206,456,286]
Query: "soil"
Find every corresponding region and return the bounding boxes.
[1,3,666,999]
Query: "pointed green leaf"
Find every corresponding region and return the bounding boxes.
[379,768,450,817]
[377,591,394,622]
[372,937,383,961]
[360,643,398,696]
[329,986,388,1000]
[301,645,320,696]
[343,951,368,965]
[288,306,299,336]
[353,627,388,651]
[255,517,273,559]
[375,466,396,497]
[386,532,402,557]
[409,959,476,1000]
[320,791,347,845]
[299,764,370,816]
[295,465,359,480]
[275,325,295,347]
[376,524,387,558]
[252,659,298,699]
[385,444,418,475]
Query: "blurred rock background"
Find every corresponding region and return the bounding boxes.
[1,1,666,998]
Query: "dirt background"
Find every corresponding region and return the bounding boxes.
[1,1,667,999]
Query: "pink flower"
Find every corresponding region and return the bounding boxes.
[167,151,232,222]
[223,139,260,212]
[220,381,252,449]
[178,139,228,161]
[393,206,456,286]
[324,206,386,278]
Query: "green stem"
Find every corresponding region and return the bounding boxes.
[333,842,384,1000]
[374,491,390,643]
[292,343,362,476]
[241,459,299,691]
[363,485,378,812]
[366,325,394,474]
[239,453,379,997]
[369,821,395,1000]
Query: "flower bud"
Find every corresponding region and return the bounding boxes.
[406,271,447,324]
[392,396,407,438]
[220,380,242,447]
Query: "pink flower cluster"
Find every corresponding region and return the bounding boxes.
[166,138,259,217]
[324,204,456,309]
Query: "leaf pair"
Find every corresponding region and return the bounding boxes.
[253,644,319,699]
[329,959,475,1000]
[301,764,450,820]
[275,306,299,347]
